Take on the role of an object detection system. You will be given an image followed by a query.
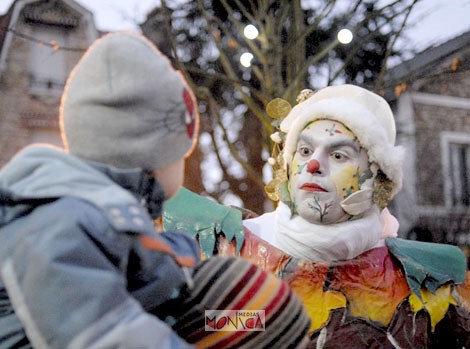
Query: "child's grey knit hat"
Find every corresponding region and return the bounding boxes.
[60,31,199,171]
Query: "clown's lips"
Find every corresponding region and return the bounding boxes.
[300,183,327,192]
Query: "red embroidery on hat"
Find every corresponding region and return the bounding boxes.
[183,88,195,139]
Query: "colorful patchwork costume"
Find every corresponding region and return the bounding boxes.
[164,187,470,348]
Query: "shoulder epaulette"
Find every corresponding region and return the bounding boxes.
[386,237,467,297]
[163,187,244,257]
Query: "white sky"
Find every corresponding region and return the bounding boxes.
[1,0,470,54]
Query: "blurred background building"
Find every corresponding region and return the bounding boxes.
[0,0,99,165]
[386,32,470,253]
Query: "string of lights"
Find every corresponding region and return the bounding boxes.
[0,24,87,52]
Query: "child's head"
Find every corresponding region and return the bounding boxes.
[60,31,199,197]
[168,256,311,349]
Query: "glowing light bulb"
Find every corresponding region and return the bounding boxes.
[337,29,353,44]
[244,24,259,40]
[240,52,254,67]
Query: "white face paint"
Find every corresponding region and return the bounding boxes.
[288,119,372,224]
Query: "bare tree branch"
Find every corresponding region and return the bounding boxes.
[204,89,265,189]
[196,0,271,130]
[283,38,339,100]
[375,0,419,90]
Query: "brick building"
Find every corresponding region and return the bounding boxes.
[386,31,470,253]
[0,0,98,166]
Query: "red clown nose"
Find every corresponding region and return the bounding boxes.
[307,159,320,174]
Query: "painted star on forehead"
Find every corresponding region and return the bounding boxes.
[325,123,343,136]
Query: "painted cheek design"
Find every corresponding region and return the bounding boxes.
[333,166,361,199]
[340,166,372,198]
[356,166,373,185]
[291,158,306,176]
[296,162,307,175]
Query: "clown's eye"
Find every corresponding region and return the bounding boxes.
[331,152,347,161]
[298,146,313,157]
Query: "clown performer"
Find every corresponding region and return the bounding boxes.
[164,84,470,347]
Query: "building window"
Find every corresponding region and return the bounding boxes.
[450,143,470,205]
[28,26,67,96]
[441,132,470,208]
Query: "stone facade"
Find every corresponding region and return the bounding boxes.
[389,34,470,255]
[0,0,98,166]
